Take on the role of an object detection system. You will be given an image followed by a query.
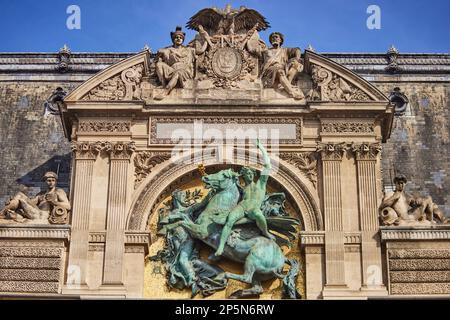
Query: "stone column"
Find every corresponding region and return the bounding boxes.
[102,142,135,287]
[317,142,348,292]
[352,143,387,294]
[64,142,100,291]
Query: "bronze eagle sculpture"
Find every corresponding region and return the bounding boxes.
[186,5,270,35]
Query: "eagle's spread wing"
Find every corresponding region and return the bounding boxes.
[186,8,224,33]
[234,8,270,33]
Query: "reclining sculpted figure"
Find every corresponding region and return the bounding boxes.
[0,171,71,224]
[379,174,447,226]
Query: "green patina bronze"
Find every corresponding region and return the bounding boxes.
[152,140,301,299]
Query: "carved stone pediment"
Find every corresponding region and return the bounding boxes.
[63,7,389,106]
[64,51,151,103]
[304,50,388,103]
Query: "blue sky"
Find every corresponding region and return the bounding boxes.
[1,0,449,53]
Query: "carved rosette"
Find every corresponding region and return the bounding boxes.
[108,142,136,160]
[134,151,172,188]
[351,142,382,161]
[279,152,317,187]
[307,64,372,102]
[316,142,348,161]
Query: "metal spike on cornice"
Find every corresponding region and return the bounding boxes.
[59,44,71,55]
[387,45,399,55]
[143,44,152,53]
[306,44,315,52]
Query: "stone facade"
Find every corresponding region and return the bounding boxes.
[1,52,448,217]
[0,7,449,299]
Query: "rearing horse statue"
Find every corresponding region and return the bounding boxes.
[164,142,301,298]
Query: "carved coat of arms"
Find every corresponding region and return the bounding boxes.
[186,5,269,88]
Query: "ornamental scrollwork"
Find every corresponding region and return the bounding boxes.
[134,151,172,188]
[279,152,317,187]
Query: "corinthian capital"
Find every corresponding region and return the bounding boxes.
[316,142,348,161]
[351,142,382,160]
[71,142,101,160]
[109,142,136,160]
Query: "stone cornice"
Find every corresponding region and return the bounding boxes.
[380,227,450,241]
[300,231,362,245]
[88,231,150,245]
[0,225,70,240]
[0,52,448,78]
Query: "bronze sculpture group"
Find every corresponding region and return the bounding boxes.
[154,140,301,299]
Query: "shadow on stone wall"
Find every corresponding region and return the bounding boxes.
[14,153,72,196]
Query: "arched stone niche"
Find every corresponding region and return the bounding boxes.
[129,149,323,299]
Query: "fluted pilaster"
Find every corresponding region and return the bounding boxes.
[103,142,135,285]
[317,142,347,287]
[352,143,386,291]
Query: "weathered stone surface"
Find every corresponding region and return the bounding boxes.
[391,282,450,295]
[1,54,448,219]
[0,82,75,208]
[389,259,450,271]
[378,83,450,218]
[390,271,450,283]
[0,281,59,293]
[389,249,450,259]
[0,269,60,282]
[0,257,61,270]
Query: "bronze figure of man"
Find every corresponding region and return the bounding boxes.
[215,139,275,257]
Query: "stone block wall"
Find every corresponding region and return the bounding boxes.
[377,83,450,217]
[381,227,450,296]
[0,226,70,295]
